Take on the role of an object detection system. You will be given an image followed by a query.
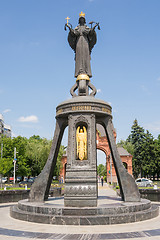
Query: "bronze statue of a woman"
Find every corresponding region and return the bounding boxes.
[65,12,100,79]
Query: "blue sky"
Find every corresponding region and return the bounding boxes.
[1,0,160,156]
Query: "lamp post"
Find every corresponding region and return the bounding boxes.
[13,147,18,185]
[1,143,3,158]
[0,143,3,189]
[110,153,112,184]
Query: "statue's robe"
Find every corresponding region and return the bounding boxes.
[68,25,97,78]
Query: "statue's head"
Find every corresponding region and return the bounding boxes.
[80,129,83,133]
[79,12,86,25]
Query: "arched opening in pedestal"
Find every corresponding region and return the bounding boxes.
[59,126,68,183]
[97,149,107,191]
[123,162,128,170]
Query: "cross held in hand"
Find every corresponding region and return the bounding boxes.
[65,16,70,25]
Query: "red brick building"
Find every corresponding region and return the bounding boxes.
[60,124,132,183]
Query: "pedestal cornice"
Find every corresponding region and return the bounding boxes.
[56,96,112,118]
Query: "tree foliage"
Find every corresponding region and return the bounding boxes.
[127,119,146,178]
[97,164,106,177]
[25,136,52,177]
[140,130,157,178]
[153,134,160,179]
[0,135,65,180]
[0,136,17,178]
[118,119,160,180]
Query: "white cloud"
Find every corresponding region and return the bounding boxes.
[3,109,11,113]
[18,115,38,123]
[157,77,160,81]
[141,85,151,95]
[144,122,160,133]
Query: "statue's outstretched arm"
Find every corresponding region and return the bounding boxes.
[64,23,75,36]
[90,22,100,34]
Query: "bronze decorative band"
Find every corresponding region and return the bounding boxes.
[76,74,90,81]
[56,105,112,116]
[72,106,91,111]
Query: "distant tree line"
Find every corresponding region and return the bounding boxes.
[0,135,65,181]
[117,119,160,180]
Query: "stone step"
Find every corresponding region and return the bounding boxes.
[10,204,159,225]
[17,198,151,216]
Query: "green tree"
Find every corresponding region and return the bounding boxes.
[127,119,146,178]
[0,135,66,181]
[25,136,52,176]
[154,134,160,180]
[0,157,13,177]
[25,135,65,178]
[0,136,14,178]
[97,164,106,177]
[0,136,31,179]
[140,130,156,179]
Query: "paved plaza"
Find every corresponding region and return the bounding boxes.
[0,183,160,240]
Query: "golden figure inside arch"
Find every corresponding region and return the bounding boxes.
[76,126,87,160]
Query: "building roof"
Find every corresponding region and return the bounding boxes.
[4,124,11,131]
[0,114,4,121]
[117,147,132,156]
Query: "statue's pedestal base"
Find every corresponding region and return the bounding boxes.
[10,196,159,225]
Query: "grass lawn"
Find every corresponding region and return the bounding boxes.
[0,187,30,190]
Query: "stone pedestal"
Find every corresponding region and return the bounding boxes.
[64,113,97,207]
